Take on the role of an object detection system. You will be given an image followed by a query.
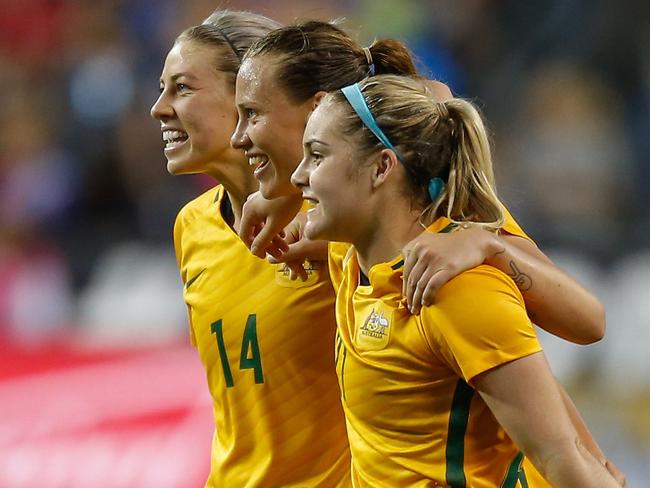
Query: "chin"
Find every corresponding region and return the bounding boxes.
[258,181,275,199]
[259,179,294,200]
[166,160,183,175]
[167,160,202,176]
[304,219,329,242]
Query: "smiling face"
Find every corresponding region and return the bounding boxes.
[232,56,315,199]
[292,100,372,243]
[150,39,243,175]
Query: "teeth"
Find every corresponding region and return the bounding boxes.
[248,155,268,166]
[162,130,188,143]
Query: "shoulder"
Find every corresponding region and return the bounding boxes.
[421,265,539,382]
[501,206,533,243]
[436,264,523,305]
[421,264,530,353]
[175,186,223,228]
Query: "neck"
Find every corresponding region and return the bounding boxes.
[353,202,425,275]
[206,163,258,231]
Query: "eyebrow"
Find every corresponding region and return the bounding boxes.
[236,98,261,112]
[305,139,329,148]
[160,72,197,84]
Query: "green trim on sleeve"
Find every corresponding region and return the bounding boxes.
[445,380,475,487]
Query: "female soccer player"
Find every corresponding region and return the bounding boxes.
[150,11,353,487]
[291,74,621,487]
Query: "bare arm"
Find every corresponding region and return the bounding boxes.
[402,227,605,344]
[557,383,628,486]
[474,352,619,487]
[487,233,605,344]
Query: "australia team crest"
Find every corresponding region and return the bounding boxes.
[356,306,392,350]
[275,261,320,288]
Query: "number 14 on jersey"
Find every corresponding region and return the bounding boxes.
[211,314,264,388]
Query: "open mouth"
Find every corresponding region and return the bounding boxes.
[248,155,271,178]
[162,129,188,151]
[303,195,321,220]
[303,195,319,206]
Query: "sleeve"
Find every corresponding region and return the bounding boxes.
[420,265,542,383]
[501,206,533,243]
[327,241,352,292]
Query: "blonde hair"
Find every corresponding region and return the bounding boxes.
[329,75,505,230]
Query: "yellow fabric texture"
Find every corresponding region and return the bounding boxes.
[332,215,547,487]
[174,186,351,487]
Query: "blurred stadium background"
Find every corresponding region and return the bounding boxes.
[0,0,648,486]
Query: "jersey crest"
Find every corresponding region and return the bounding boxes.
[356,306,392,350]
[275,261,321,288]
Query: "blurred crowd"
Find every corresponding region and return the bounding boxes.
[0,0,648,480]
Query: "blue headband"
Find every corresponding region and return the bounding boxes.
[340,83,446,201]
[341,83,405,163]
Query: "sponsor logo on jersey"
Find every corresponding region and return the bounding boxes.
[185,268,207,290]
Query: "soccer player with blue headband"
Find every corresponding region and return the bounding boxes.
[290,74,623,487]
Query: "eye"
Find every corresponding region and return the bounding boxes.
[246,108,258,119]
[176,83,189,92]
[309,151,323,165]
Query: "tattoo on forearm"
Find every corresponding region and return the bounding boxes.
[507,261,533,291]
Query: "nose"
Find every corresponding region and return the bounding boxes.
[291,155,311,190]
[230,116,251,150]
[150,91,172,120]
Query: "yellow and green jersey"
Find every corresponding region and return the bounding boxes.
[331,215,548,487]
[173,186,351,487]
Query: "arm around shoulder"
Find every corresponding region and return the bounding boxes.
[402,223,606,344]
[488,232,606,344]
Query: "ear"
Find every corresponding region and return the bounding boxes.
[312,90,328,109]
[370,149,400,190]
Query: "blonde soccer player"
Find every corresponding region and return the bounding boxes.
[290,74,623,486]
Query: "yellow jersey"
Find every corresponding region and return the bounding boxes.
[331,216,547,487]
[328,207,533,294]
[173,186,351,487]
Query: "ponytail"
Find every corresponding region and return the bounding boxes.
[433,99,504,230]
[366,39,419,77]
